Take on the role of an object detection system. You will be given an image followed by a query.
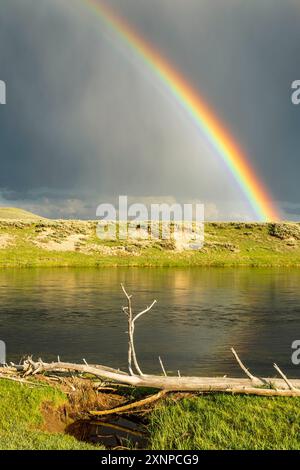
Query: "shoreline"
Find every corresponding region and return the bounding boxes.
[1,220,300,268]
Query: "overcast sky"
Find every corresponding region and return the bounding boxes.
[0,0,299,220]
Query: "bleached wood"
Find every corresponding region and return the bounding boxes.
[121,283,135,375]
[231,347,264,385]
[90,390,167,416]
[11,360,300,396]
[121,284,156,377]
[159,356,167,377]
[273,363,296,391]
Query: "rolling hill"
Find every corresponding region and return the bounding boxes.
[0,207,46,221]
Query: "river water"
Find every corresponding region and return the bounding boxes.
[0,267,300,377]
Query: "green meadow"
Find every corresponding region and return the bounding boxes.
[149,394,300,450]
[1,378,300,450]
[0,379,97,450]
[0,209,300,267]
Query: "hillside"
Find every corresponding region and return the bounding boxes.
[0,207,46,221]
[0,213,300,267]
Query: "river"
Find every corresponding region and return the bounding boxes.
[0,267,299,377]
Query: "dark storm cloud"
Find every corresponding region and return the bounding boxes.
[0,0,299,219]
[0,0,101,193]
[109,0,300,203]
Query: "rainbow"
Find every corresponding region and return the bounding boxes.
[84,0,279,221]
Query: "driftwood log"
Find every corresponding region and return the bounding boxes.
[3,358,300,396]
[2,284,300,398]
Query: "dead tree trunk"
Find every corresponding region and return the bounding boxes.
[121,283,156,376]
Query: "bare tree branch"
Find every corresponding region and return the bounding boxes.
[90,390,167,416]
[231,347,264,385]
[273,363,296,391]
[121,284,156,377]
[121,283,135,375]
[133,300,157,324]
[159,356,167,377]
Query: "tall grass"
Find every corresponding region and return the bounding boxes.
[0,379,97,450]
[149,394,300,450]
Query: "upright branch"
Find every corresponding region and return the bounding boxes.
[159,356,167,377]
[231,347,265,385]
[121,283,157,376]
[121,284,134,375]
[273,363,297,391]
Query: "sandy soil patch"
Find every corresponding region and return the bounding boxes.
[44,234,87,252]
[0,234,15,249]
[83,244,141,257]
[33,229,88,252]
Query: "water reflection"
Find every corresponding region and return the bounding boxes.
[0,268,300,377]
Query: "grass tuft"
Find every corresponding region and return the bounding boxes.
[0,379,98,450]
[148,394,300,450]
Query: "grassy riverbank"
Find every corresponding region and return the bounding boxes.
[0,379,96,450]
[149,394,300,450]
[1,378,300,450]
[1,209,300,267]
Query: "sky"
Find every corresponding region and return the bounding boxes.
[0,0,299,220]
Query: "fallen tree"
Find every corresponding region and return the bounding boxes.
[2,284,300,398]
[3,358,300,396]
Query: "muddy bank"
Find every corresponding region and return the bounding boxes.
[40,377,152,449]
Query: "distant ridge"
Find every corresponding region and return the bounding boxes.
[0,207,46,221]
[0,217,298,267]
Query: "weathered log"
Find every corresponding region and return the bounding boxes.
[9,360,300,396]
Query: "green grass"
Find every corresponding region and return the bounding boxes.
[2,379,300,450]
[1,217,300,267]
[0,379,97,450]
[0,207,46,221]
[149,394,300,450]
